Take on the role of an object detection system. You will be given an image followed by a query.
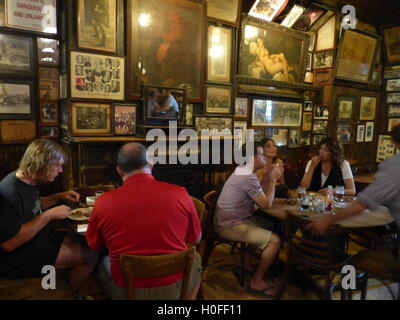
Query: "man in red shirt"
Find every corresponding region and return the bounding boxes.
[86,142,202,299]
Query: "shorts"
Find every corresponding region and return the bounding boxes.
[217,216,272,250]
[98,252,202,300]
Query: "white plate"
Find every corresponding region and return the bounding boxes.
[67,208,92,221]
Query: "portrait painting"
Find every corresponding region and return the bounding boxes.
[38,38,59,67]
[336,124,352,144]
[337,96,355,120]
[114,104,136,135]
[40,125,59,138]
[0,81,33,119]
[70,51,125,100]
[300,132,311,145]
[304,100,313,112]
[251,99,302,127]
[185,103,194,126]
[127,0,205,101]
[281,4,304,28]
[388,118,400,132]
[313,120,328,134]
[144,85,184,120]
[387,93,400,103]
[195,116,233,138]
[314,105,329,119]
[77,0,117,53]
[71,102,111,136]
[359,96,376,120]
[249,0,288,22]
[313,50,333,69]
[0,34,33,75]
[365,121,374,142]
[356,124,365,142]
[208,25,232,83]
[302,112,312,131]
[386,79,400,91]
[335,30,379,83]
[382,25,400,64]
[207,0,240,25]
[40,101,58,124]
[288,128,301,147]
[235,97,248,118]
[388,105,400,118]
[265,128,288,146]
[205,85,232,114]
[239,18,309,83]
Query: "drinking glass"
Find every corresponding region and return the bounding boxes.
[335,186,345,202]
[296,186,306,209]
[301,193,311,211]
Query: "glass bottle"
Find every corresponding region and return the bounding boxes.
[326,185,334,211]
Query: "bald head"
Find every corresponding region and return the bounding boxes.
[117,142,149,174]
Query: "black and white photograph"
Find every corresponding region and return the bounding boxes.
[251,99,302,127]
[0,34,33,74]
[359,96,376,120]
[70,51,125,100]
[388,105,400,118]
[40,125,59,138]
[387,92,400,104]
[281,4,304,28]
[265,128,288,146]
[40,101,58,124]
[312,134,327,146]
[337,124,352,144]
[386,79,400,92]
[313,50,333,69]
[300,132,311,145]
[314,105,329,119]
[356,124,365,142]
[288,128,301,147]
[304,100,313,112]
[206,85,232,114]
[71,102,112,135]
[37,38,59,67]
[0,82,32,118]
[313,120,328,134]
[195,116,233,137]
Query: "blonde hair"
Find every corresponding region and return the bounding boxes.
[18,139,66,179]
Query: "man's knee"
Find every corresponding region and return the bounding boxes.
[269,233,281,247]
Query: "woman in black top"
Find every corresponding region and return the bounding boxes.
[300,137,356,196]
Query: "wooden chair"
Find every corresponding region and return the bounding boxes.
[275,212,350,300]
[119,247,195,300]
[191,196,206,229]
[202,190,249,288]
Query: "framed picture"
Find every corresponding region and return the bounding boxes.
[39,67,59,100]
[235,97,248,118]
[382,25,400,64]
[5,0,57,34]
[114,104,137,135]
[302,112,312,131]
[127,0,205,101]
[337,95,355,121]
[40,125,59,139]
[313,68,332,86]
[313,50,334,69]
[388,105,400,118]
[249,0,288,22]
[304,100,313,112]
[359,96,377,120]
[387,92,400,103]
[252,128,264,142]
[336,124,352,144]
[195,116,233,138]
[205,85,232,114]
[251,99,302,127]
[239,17,309,83]
[296,3,327,29]
[386,79,400,91]
[312,134,327,146]
[265,128,288,146]
[207,25,232,83]
[185,103,194,126]
[40,101,58,124]
[365,121,374,142]
[315,15,336,51]
[356,124,365,142]
[384,65,400,79]
[304,71,314,84]
[308,32,316,52]
[388,118,400,132]
[0,80,34,119]
[143,85,185,121]
[71,102,112,136]
[70,51,125,100]
[38,38,59,67]
[207,0,240,26]
[300,132,311,145]
[306,52,312,71]
[0,34,34,75]
[335,29,379,83]
[77,0,117,53]
[313,120,328,134]
[314,105,329,119]
[288,128,301,147]
[281,4,304,28]
[234,121,247,145]
[377,135,396,163]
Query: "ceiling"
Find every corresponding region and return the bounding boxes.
[243,0,400,26]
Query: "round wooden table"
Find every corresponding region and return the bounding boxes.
[261,198,394,228]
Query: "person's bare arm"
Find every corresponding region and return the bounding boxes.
[41,191,80,210]
[0,205,71,252]
[253,164,282,209]
[343,177,356,196]
[300,156,320,189]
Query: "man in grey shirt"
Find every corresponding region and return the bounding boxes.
[215,143,283,297]
[308,124,400,234]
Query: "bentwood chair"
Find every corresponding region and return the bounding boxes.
[119,247,195,300]
[202,190,249,288]
[275,212,351,300]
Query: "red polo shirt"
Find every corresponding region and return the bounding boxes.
[86,173,201,288]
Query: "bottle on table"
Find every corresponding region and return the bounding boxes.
[326,185,334,211]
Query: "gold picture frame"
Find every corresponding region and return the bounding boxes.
[382,25,400,65]
[251,99,302,127]
[205,85,232,114]
[359,96,377,121]
[71,102,112,136]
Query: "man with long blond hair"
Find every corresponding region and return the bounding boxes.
[0,139,98,299]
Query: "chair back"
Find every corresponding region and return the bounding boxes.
[119,247,195,300]
[285,212,349,268]
[73,184,116,201]
[203,190,219,234]
[191,196,206,229]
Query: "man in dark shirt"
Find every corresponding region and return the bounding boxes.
[0,139,98,298]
